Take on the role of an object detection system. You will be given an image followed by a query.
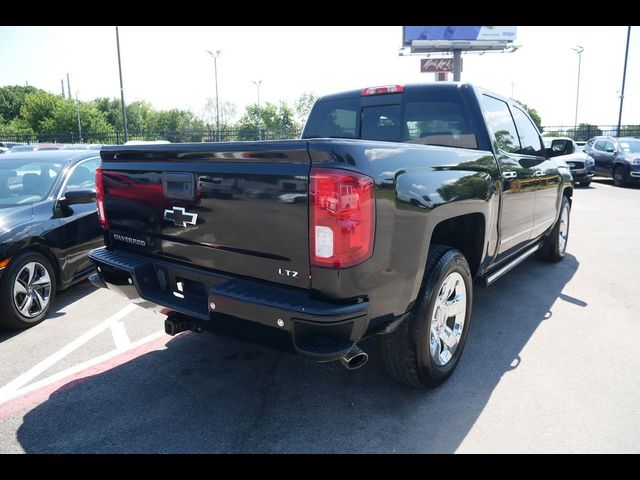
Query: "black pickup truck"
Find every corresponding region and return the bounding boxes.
[89,83,572,388]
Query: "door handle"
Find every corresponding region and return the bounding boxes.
[532,170,544,177]
[502,171,517,180]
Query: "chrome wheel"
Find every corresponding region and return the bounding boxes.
[429,272,466,367]
[13,261,52,319]
[558,204,569,254]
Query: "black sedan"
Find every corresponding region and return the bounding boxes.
[0,150,103,329]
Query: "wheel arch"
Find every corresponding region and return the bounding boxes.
[16,243,62,291]
[563,185,573,204]
[428,212,486,278]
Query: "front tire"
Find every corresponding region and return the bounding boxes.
[0,251,56,329]
[613,165,628,187]
[580,180,591,187]
[381,245,473,389]
[537,196,570,262]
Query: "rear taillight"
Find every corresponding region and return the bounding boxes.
[309,168,375,268]
[95,167,108,228]
[361,84,404,96]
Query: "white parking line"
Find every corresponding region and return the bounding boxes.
[111,321,131,350]
[0,329,167,407]
[0,303,138,400]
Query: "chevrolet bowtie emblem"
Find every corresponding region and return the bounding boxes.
[163,207,198,228]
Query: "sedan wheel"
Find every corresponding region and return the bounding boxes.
[13,261,52,319]
[0,251,57,329]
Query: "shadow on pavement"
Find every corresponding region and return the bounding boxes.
[47,280,97,319]
[0,281,96,338]
[593,177,640,189]
[16,255,581,453]
[0,330,22,344]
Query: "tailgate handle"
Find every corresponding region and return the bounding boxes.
[162,172,196,200]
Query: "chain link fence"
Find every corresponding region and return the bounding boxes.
[541,124,640,141]
[2,125,639,147]
[0,128,302,146]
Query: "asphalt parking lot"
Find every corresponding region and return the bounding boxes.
[1,178,639,453]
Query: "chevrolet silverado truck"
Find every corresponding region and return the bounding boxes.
[89,83,573,388]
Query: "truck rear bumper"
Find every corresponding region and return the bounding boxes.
[89,247,369,362]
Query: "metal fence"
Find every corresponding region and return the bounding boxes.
[0,128,302,146]
[2,125,639,146]
[541,124,640,141]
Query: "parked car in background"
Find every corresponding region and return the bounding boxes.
[543,136,594,186]
[7,146,37,153]
[123,140,171,145]
[8,144,64,153]
[0,150,103,329]
[0,143,9,155]
[61,144,105,150]
[583,136,640,187]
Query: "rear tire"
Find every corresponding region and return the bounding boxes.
[0,251,56,329]
[536,196,570,262]
[613,165,628,187]
[381,245,473,389]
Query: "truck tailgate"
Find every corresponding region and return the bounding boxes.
[99,141,311,288]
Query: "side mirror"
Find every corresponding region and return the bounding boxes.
[60,189,96,206]
[551,139,573,156]
[606,147,615,153]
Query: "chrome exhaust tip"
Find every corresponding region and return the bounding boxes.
[339,345,368,370]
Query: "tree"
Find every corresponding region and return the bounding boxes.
[200,98,237,129]
[294,92,318,129]
[567,123,602,141]
[0,85,41,124]
[19,90,61,131]
[126,100,154,131]
[91,97,124,130]
[514,100,542,132]
[0,118,34,137]
[19,90,114,141]
[146,108,205,131]
[236,101,297,140]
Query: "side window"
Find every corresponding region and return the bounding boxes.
[329,109,358,138]
[594,140,606,151]
[302,98,360,139]
[481,95,520,154]
[603,141,614,152]
[511,106,544,156]
[64,158,100,193]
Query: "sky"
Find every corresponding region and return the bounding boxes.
[0,26,638,128]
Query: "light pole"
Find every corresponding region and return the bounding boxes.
[252,80,262,109]
[617,26,631,137]
[75,92,82,142]
[571,45,584,138]
[116,26,128,143]
[252,80,262,140]
[206,49,222,142]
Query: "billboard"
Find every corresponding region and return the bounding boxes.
[403,26,517,44]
